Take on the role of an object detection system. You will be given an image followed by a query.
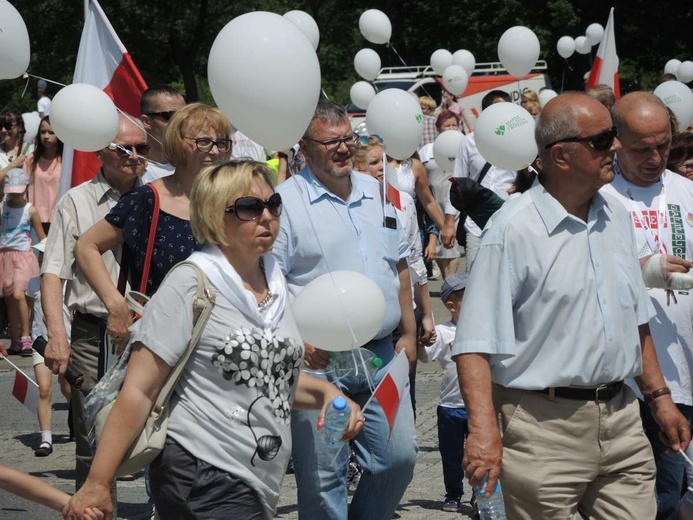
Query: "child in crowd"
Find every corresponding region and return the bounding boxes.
[0,169,45,355]
[417,273,469,513]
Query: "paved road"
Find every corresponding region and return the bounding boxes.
[0,274,475,519]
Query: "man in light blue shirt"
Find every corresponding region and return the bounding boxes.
[272,101,418,520]
[453,93,689,519]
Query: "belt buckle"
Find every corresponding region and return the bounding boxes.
[595,384,609,403]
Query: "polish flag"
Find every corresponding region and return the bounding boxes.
[59,0,148,195]
[374,350,410,433]
[11,368,39,415]
[586,8,620,99]
[383,160,403,210]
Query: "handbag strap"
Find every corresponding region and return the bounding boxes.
[150,261,216,416]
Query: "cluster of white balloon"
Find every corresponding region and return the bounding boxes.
[664,59,693,84]
[556,23,604,60]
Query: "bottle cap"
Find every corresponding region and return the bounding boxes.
[372,356,383,368]
[332,396,348,410]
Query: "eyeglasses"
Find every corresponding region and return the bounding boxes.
[225,193,283,221]
[303,134,358,151]
[186,137,233,153]
[0,123,17,131]
[145,111,177,122]
[356,134,384,147]
[544,127,618,151]
[108,142,150,158]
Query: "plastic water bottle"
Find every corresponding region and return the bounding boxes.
[325,349,383,378]
[322,396,351,446]
[473,477,507,519]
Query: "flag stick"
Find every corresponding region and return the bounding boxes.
[1,356,39,387]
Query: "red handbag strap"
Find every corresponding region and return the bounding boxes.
[139,184,160,294]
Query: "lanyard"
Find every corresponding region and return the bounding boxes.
[626,182,669,255]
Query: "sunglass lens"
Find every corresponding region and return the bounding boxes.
[593,131,614,151]
[135,144,150,155]
[236,198,264,221]
[161,111,175,121]
[267,193,283,217]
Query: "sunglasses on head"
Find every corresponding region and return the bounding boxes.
[544,127,618,152]
[108,142,150,158]
[356,134,384,147]
[225,193,283,221]
[145,111,177,122]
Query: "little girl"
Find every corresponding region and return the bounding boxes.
[0,168,45,355]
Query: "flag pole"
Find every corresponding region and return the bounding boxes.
[84,0,90,24]
[1,357,40,387]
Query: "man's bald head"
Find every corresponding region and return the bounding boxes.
[612,91,669,135]
[117,113,146,140]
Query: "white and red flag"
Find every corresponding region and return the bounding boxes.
[373,349,410,433]
[11,366,39,414]
[383,159,403,210]
[59,0,148,195]
[586,8,620,99]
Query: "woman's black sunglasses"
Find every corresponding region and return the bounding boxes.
[544,127,618,151]
[225,193,283,221]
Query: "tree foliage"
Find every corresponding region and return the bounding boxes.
[1,0,690,114]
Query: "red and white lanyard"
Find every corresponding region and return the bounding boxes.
[626,182,669,255]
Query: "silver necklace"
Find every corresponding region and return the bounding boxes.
[257,258,276,311]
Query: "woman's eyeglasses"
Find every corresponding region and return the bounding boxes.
[0,122,18,131]
[225,193,283,221]
[186,137,233,153]
[108,142,150,158]
[356,134,384,147]
[145,111,177,122]
[544,127,618,152]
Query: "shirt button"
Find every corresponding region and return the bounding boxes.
[595,262,601,268]
[608,336,614,342]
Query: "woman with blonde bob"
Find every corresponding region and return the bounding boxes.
[75,103,233,346]
[66,160,363,519]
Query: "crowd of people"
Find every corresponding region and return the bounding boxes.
[0,72,692,520]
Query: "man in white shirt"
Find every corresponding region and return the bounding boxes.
[37,80,51,118]
[139,85,185,183]
[602,91,693,519]
[453,93,689,519]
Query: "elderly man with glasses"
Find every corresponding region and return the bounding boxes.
[453,92,689,519]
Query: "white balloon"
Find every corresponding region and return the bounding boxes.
[452,50,476,77]
[366,89,423,161]
[430,49,453,76]
[585,23,604,46]
[433,130,464,172]
[22,112,41,144]
[283,10,320,51]
[0,1,30,80]
[359,9,392,45]
[442,65,469,97]
[538,89,558,107]
[350,81,376,110]
[556,36,576,59]
[292,271,386,352]
[474,102,538,171]
[575,36,591,55]
[654,81,693,132]
[664,59,682,76]
[208,12,321,152]
[50,84,118,152]
[498,26,541,78]
[354,49,381,82]
[676,61,693,83]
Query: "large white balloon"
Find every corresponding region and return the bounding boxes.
[22,112,41,144]
[50,84,118,152]
[474,102,537,171]
[585,23,604,46]
[0,1,30,80]
[283,10,320,51]
[366,89,423,161]
[208,12,321,152]
[442,65,469,97]
[556,36,576,59]
[452,49,476,77]
[664,59,682,76]
[350,81,376,110]
[498,26,540,78]
[359,9,392,45]
[433,130,464,172]
[354,49,381,82]
[430,49,453,76]
[676,61,693,84]
[575,36,591,55]
[292,271,386,352]
[654,81,693,132]
[538,89,558,107]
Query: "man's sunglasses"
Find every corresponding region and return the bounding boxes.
[544,127,618,152]
[225,193,283,221]
[145,111,177,122]
[108,142,150,158]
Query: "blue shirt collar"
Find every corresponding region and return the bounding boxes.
[530,180,611,234]
[298,166,374,205]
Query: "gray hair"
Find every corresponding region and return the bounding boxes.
[535,105,580,151]
[304,100,349,138]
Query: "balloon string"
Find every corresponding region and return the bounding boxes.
[561,62,566,93]
[25,73,67,88]
[321,89,330,100]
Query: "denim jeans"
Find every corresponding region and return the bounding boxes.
[437,406,468,499]
[291,336,418,520]
[640,400,693,519]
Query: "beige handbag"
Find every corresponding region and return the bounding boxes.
[91,262,215,477]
